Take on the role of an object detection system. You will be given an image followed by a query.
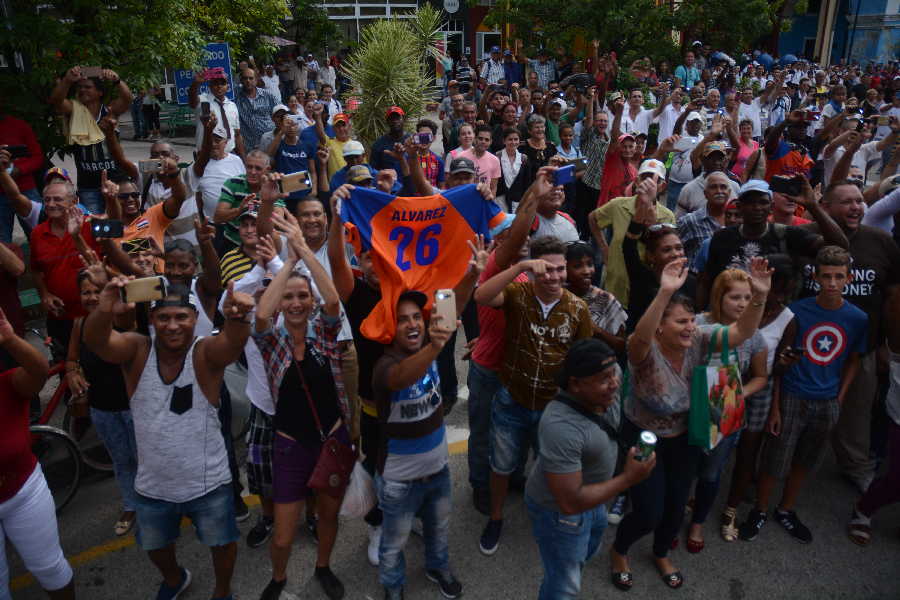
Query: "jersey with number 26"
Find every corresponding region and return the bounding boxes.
[341,185,506,343]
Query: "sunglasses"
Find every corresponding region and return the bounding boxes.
[117,192,141,199]
[646,223,677,233]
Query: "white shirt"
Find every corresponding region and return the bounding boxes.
[620,107,656,135]
[194,92,240,154]
[480,59,505,85]
[738,99,762,138]
[532,212,579,243]
[261,74,281,100]
[198,153,245,218]
[657,104,684,140]
[823,140,881,185]
[138,168,201,243]
[876,105,900,140]
[861,187,900,232]
[669,135,702,184]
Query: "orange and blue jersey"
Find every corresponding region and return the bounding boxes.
[341,184,506,343]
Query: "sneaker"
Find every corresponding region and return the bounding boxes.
[738,510,767,541]
[384,587,404,600]
[259,578,286,600]
[307,515,319,543]
[315,566,345,600]
[247,515,274,548]
[472,488,490,516]
[607,494,627,525]
[156,567,191,600]
[479,519,502,555]
[425,569,463,599]
[367,525,382,566]
[774,509,813,544]
[234,496,250,523]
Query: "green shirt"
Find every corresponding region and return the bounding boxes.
[218,175,285,245]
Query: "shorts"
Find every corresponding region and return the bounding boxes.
[272,426,350,504]
[489,385,542,476]
[134,484,239,551]
[744,385,773,433]
[246,406,274,498]
[762,392,840,479]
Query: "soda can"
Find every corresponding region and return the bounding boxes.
[636,431,657,461]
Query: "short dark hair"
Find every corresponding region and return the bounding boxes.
[416,119,438,135]
[565,240,594,263]
[529,235,566,259]
[662,293,695,318]
[502,127,520,140]
[815,245,851,272]
[822,179,862,204]
[475,124,493,137]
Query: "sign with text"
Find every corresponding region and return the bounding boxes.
[173,42,235,105]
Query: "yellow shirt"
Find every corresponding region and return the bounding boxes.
[326,138,349,180]
[591,195,675,308]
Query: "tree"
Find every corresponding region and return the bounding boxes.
[281,0,344,58]
[0,0,289,156]
[341,5,444,148]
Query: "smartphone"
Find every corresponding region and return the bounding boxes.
[566,157,587,172]
[278,171,311,194]
[121,276,167,304]
[432,289,457,332]
[770,175,802,197]
[139,159,163,174]
[91,219,124,239]
[3,145,28,159]
[553,164,575,186]
[855,119,865,133]
[200,101,211,118]
[81,66,102,78]
[414,132,434,145]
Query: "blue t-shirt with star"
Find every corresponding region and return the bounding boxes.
[782,296,868,400]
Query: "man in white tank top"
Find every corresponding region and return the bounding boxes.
[83,272,254,600]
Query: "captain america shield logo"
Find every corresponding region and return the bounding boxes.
[803,323,847,366]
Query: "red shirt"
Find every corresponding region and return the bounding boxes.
[0,369,37,502]
[0,115,43,193]
[597,148,636,207]
[30,217,101,320]
[471,251,529,371]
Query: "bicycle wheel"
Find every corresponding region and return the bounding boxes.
[62,408,114,472]
[30,425,82,513]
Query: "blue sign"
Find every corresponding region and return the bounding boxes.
[173,42,235,105]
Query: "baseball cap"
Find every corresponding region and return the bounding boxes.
[692,40,703,47]
[348,164,373,184]
[398,290,428,310]
[555,338,618,388]
[342,140,365,157]
[271,103,289,116]
[332,113,350,125]
[239,208,258,221]
[638,159,667,180]
[385,106,405,119]
[738,179,773,200]
[449,157,477,175]
[686,111,703,122]
[203,67,228,82]
[490,46,500,54]
[503,49,513,57]
[490,213,515,238]
[703,141,728,156]
[44,166,72,184]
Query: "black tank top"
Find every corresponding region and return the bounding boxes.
[275,344,341,444]
[78,322,130,412]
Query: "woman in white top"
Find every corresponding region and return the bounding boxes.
[319,57,337,90]
[445,122,475,164]
[496,127,527,211]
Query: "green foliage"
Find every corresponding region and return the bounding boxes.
[342,6,444,148]
[283,0,344,57]
[0,0,290,157]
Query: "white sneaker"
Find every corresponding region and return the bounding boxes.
[367,525,382,566]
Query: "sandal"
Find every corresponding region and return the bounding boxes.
[611,571,633,591]
[848,506,872,546]
[660,571,684,589]
[114,513,136,536]
[720,506,738,542]
[686,537,704,553]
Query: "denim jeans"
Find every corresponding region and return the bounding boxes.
[130,103,145,138]
[467,362,502,490]
[490,385,543,475]
[0,187,39,243]
[666,181,686,212]
[692,430,740,524]
[90,408,138,512]
[526,495,607,600]
[77,188,104,215]
[376,465,452,591]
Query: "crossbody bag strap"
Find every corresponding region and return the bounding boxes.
[555,396,619,442]
[293,359,326,442]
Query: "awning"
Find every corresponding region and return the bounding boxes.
[260,35,296,47]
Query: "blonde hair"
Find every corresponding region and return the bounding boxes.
[708,268,752,324]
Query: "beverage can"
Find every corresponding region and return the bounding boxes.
[636,430,657,461]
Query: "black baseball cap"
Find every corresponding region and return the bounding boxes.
[556,339,618,388]
[398,290,428,309]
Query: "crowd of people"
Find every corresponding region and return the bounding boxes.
[0,38,899,600]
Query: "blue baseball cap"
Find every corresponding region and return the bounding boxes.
[490,46,500,54]
[490,213,515,237]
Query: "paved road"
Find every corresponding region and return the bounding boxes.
[9,137,900,599]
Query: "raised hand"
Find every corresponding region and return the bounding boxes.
[101,69,119,83]
[98,275,135,315]
[659,257,689,293]
[65,205,84,237]
[260,173,287,205]
[100,170,118,205]
[748,256,773,297]
[0,307,15,346]
[221,280,255,321]
[0,148,10,170]
[65,66,82,83]
[256,234,277,267]
[238,192,258,212]
[427,314,456,350]
[793,174,817,210]
[466,234,489,276]
[193,216,216,246]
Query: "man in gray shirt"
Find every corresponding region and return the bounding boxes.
[525,339,654,600]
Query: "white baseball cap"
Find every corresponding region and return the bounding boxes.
[272,104,289,116]
[342,140,365,157]
[686,111,703,122]
[638,159,666,180]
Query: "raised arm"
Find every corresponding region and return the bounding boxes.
[0,149,35,219]
[49,67,81,116]
[256,173,288,242]
[795,175,848,250]
[383,314,453,391]
[193,217,222,299]
[83,272,144,365]
[610,97,625,142]
[452,235,489,314]
[200,281,254,374]
[0,309,48,397]
[327,186,356,302]
[193,112,217,177]
[272,211,340,317]
[722,256,771,348]
[188,71,204,109]
[495,172,542,269]
[102,69,133,117]
[628,257,689,364]
[159,158,187,219]
[475,259,543,308]
[99,116,138,181]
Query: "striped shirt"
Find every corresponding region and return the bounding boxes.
[528,58,557,89]
[580,126,610,190]
[236,88,279,151]
[220,246,254,285]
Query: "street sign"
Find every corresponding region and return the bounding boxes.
[173,42,235,105]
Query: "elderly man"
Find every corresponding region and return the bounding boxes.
[235,69,279,152]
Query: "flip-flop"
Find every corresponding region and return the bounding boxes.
[686,537,704,553]
[114,517,135,536]
[611,571,633,591]
[660,570,684,589]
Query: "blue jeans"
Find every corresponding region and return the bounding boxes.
[130,103,145,138]
[0,187,39,243]
[489,385,543,475]
[77,188,104,215]
[526,496,608,600]
[467,362,502,490]
[376,466,452,591]
[692,430,741,524]
[90,408,138,512]
[666,180,686,212]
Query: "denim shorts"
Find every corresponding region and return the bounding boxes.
[489,385,543,475]
[134,484,239,551]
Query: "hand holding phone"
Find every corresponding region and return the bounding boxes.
[139,159,163,174]
[121,276,167,304]
[432,289,457,333]
[2,145,29,160]
[278,171,311,194]
[553,164,575,186]
[91,219,124,239]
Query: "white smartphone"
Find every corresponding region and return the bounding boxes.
[432,289,457,332]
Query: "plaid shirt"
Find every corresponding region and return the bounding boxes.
[418,151,445,188]
[236,88,279,151]
[677,206,723,265]
[580,126,610,190]
[528,59,557,89]
[252,311,350,426]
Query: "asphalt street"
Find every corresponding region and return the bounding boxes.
[8,135,900,600]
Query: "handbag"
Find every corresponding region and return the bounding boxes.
[688,326,745,451]
[294,361,358,498]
